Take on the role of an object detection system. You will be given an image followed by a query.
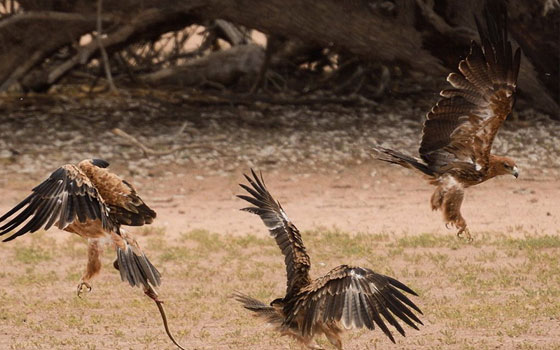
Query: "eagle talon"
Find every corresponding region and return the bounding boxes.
[466,230,474,242]
[144,287,162,303]
[456,227,473,242]
[77,281,92,298]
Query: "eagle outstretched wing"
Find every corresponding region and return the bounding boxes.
[284,265,423,343]
[238,169,311,298]
[419,1,520,172]
[0,164,112,242]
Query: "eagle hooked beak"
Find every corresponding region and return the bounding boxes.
[512,166,519,178]
[270,298,284,307]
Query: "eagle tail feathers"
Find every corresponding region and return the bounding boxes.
[115,244,161,289]
[233,292,285,326]
[372,146,435,176]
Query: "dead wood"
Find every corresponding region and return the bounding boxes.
[176,91,379,108]
[0,0,557,118]
[40,9,183,91]
[199,0,447,76]
[140,44,264,87]
[96,0,117,93]
[112,128,189,156]
[212,19,248,46]
[0,12,101,90]
[112,128,225,157]
[0,1,198,92]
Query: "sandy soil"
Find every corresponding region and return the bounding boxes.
[1,163,559,350]
[2,162,558,241]
[0,95,559,349]
[147,164,560,238]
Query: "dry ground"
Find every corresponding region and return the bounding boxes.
[0,94,559,349]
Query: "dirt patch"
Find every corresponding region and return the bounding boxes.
[0,95,559,349]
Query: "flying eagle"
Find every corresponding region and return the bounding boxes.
[0,159,160,295]
[371,2,521,240]
[234,170,422,349]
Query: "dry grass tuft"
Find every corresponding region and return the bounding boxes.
[0,229,558,349]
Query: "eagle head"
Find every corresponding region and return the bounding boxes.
[500,158,518,178]
[270,298,285,308]
[91,159,110,168]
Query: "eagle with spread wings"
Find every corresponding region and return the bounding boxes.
[0,159,160,295]
[234,170,422,349]
[372,2,521,240]
[0,159,188,349]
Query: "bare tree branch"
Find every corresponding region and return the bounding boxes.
[96,0,117,93]
[112,128,225,157]
[46,9,173,87]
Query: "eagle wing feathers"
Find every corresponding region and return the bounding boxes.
[78,161,156,226]
[285,265,422,343]
[0,165,111,242]
[419,2,520,173]
[238,169,312,298]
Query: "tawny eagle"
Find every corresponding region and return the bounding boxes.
[234,170,422,349]
[372,2,520,240]
[0,159,160,295]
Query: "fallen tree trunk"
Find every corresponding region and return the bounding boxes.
[42,9,181,90]
[0,12,103,90]
[196,0,448,75]
[0,0,557,118]
[0,1,200,91]
[141,44,263,87]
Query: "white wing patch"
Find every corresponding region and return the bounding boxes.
[475,162,483,171]
[280,207,290,223]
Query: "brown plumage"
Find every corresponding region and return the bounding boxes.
[371,1,520,240]
[235,170,422,349]
[0,159,160,295]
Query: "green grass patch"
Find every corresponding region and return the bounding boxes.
[1,227,560,349]
[500,235,560,250]
[395,232,460,248]
[13,245,52,264]
[180,229,223,253]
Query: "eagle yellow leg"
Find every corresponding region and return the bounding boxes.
[449,216,473,241]
[324,331,343,350]
[291,333,324,350]
[456,225,473,242]
[437,182,474,241]
[77,239,103,297]
[302,342,324,350]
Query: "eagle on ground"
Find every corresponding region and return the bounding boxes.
[234,170,422,349]
[371,1,521,240]
[0,159,160,295]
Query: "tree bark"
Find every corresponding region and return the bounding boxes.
[197,0,447,75]
[0,0,557,117]
[140,44,264,87]
[0,12,101,90]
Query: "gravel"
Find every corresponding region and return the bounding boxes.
[0,92,558,180]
